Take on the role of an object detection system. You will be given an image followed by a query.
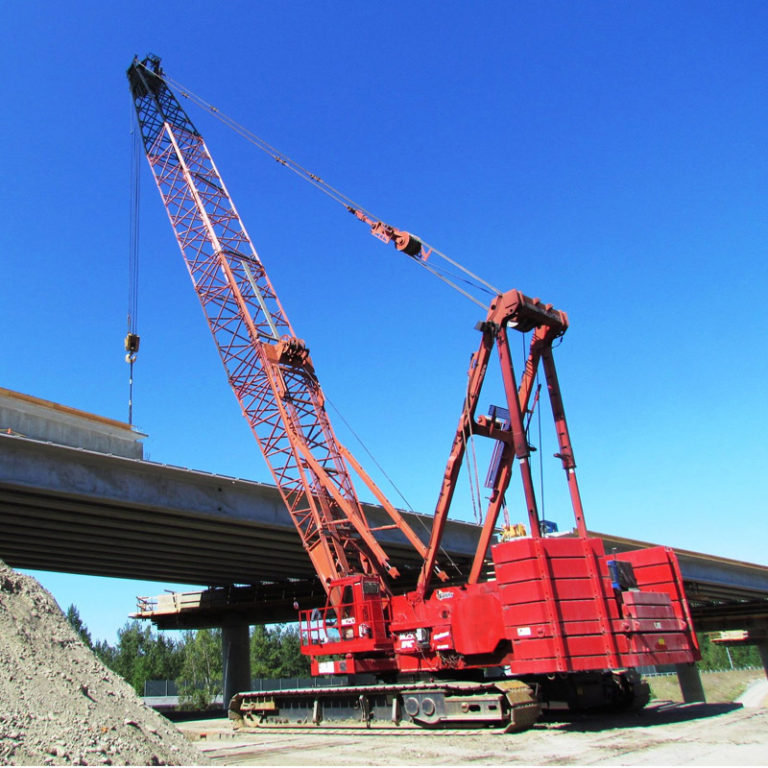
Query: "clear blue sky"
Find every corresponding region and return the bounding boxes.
[1,1,766,643]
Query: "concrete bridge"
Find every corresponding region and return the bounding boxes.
[2,387,767,706]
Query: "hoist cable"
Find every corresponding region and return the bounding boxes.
[128,110,141,335]
[537,371,545,519]
[161,73,372,216]
[461,375,484,527]
[467,435,483,526]
[126,106,142,425]
[413,259,492,309]
[325,395,414,514]
[325,395,461,575]
[145,64,501,306]
[521,331,545,523]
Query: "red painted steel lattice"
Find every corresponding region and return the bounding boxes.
[128,56,396,589]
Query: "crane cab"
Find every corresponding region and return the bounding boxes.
[299,575,395,673]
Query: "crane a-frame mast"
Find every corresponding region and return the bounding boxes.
[126,55,432,596]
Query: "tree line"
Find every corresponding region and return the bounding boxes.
[65,605,309,709]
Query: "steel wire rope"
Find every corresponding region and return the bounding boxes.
[520,332,546,527]
[460,372,484,528]
[537,370,545,522]
[128,121,140,335]
[126,106,142,425]
[467,434,483,526]
[147,65,502,306]
[324,394,461,576]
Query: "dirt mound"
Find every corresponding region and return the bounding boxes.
[0,561,204,765]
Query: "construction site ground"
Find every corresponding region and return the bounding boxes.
[180,681,768,766]
[2,559,766,765]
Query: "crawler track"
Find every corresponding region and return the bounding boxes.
[229,680,541,732]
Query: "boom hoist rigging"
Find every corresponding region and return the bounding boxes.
[127,54,699,730]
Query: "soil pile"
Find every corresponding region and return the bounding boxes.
[0,560,204,765]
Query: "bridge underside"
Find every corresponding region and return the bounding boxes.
[1,433,768,631]
[0,433,475,594]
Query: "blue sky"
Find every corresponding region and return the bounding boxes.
[1,1,766,643]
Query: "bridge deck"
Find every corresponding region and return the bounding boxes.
[1,432,766,629]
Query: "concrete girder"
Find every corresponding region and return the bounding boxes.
[2,433,768,631]
[0,433,477,589]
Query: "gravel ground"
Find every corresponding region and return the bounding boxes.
[0,560,205,766]
[179,700,768,765]
[737,678,768,708]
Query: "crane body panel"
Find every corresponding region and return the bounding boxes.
[299,537,695,677]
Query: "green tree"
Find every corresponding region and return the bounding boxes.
[274,625,310,677]
[250,625,282,678]
[92,638,118,669]
[250,624,310,679]
[110,620,183,695]
[697,633,761,671]
[63,611,184,694]
[146,631,184,681]
[65,604,92,648]
[177,629,222,710]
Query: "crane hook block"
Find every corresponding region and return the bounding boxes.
[394,230,423,257]
[124,333,141,354]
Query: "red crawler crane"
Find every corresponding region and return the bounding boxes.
[128,55,699,730]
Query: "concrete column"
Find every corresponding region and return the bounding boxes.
[222,623,251,709]
[675,662,706,703]
[757,642,768,681]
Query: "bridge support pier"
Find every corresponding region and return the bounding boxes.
[757,641,768,681]
[675,662,705,702]
[222,622,251,708]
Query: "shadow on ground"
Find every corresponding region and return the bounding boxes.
[542,701,743,731]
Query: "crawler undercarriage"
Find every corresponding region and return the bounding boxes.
[229,670,650,732]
